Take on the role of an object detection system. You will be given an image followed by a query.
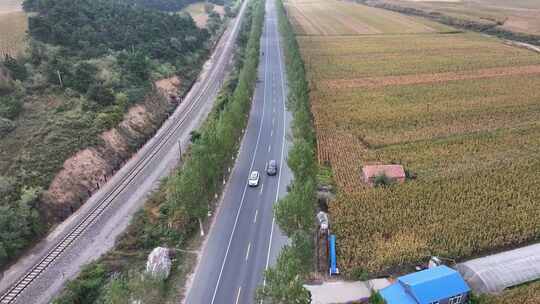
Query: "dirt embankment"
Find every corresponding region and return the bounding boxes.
[42,79,179,220]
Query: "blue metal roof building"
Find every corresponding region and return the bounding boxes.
[380,266,471,304]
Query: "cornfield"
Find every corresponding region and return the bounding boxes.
[287,0,540,276]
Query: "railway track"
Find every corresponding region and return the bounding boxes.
[0,3,246,303]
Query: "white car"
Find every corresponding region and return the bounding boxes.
[248,171,260,187]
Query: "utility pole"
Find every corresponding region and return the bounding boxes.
[57,70,64,88]
[199,218,205,236]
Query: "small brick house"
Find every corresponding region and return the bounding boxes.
[362,164,406,186]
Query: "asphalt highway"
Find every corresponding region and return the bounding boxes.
[0,1,249,303]
[184,0,292,302]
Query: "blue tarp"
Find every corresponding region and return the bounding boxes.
[380,266,470,304]
[329,234,338,275]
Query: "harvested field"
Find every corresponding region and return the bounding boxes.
[376,0,540,35]
[286,0,540,282]
[323,65,540,89]
[0,11,27,58]
[299,33,540,79]
[285,0,453,35]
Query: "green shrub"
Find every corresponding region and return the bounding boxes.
[69,62,98,93]
[0,117,15,136]
[369,291,385,304]
[373,173,395,187]
[0,94,23,120]
[351,268,370,281]
[87,82,115,105]
[257,243,312,304]
[3,55,28,81]
[0,186,42,267]
[53,263,108,304]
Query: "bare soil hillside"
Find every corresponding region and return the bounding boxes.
[43,90,174,219]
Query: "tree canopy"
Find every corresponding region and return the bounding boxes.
[26,0,208,60]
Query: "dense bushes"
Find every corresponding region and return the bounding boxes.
[54,264,108,304]
[27,0,208,59]
[257,0,317,302]
[3,55,28,81]
[0,93,23,120]
[0,183,42,265]
[20,0,210,106]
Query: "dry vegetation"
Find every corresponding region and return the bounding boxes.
[285,0,540,280]
[0,0,23,13]
[184,2,225,28]
[483,282,540,304]
[285,0,453,35]
[0,0,27,58]
[375,0,540,36]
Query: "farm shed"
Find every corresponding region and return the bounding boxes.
[380,265,470,304]
[456,243,540,294]
[361,165,405,186]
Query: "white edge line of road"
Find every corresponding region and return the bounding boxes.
[181,1,249,302]
[262,0,288,293]
[209,7,271,303]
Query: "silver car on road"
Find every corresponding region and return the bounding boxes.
[248,171,260,187]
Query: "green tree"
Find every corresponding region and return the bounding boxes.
[274,179,316,236]
[207,11,222,35]
[204,2,215,13]
[87,82,115,105]
[0,94,23,120]
[0,186,41,266]
[257,244,312,304]
[3,55,28,81]
[70,62,97,93]
[119,51,151,83]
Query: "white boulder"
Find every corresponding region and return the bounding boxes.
[146,247,172,280]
